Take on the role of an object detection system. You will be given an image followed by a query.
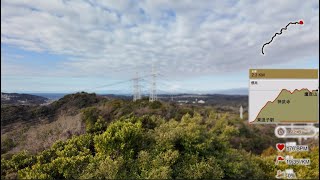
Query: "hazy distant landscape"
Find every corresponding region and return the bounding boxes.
[1,92,248,107]
[1,92,318,179]
[26,87,249,100]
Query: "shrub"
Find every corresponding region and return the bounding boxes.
[94,120,144,159]
[149,101,162,109]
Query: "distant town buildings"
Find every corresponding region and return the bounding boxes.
[1,93,16,100]
[40,99,56,106]
[177,100,189,104]
[178,99,205,104]
[17,99,28,104]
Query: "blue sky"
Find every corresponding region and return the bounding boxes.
[1,0,319,94]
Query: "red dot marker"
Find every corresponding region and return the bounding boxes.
[299,20,304,25]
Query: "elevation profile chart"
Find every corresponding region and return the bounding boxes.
[249,69,319,124]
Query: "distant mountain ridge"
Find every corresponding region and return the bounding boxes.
[2,89,248,106]
[14,87,248,98]
[1,92,49,105]
[102,87,249,95]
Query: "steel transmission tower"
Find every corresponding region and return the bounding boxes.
[149,64,157,102]
[133,72,141,101]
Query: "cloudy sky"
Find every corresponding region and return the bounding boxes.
[1,0,319,93]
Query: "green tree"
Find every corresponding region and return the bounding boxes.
[94,119,144,159]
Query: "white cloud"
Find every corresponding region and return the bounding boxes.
[1,0,319,79]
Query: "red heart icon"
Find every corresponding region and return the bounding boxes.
[276,143,285,151]
[277,156,285,161]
